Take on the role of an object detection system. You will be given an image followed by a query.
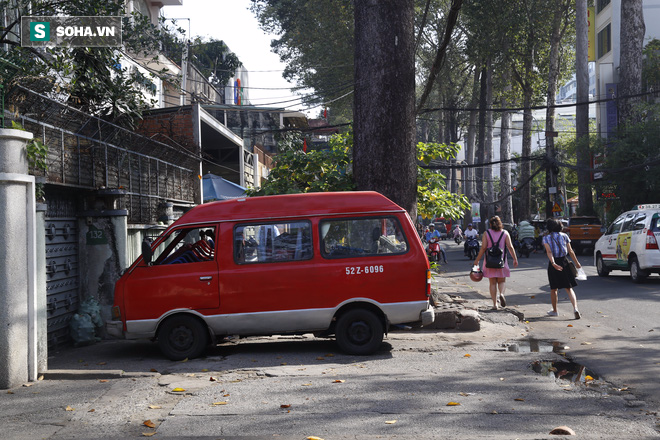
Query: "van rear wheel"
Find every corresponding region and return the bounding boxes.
[335,309,383,355]
[158,315,208,361]
[629,257,648,284]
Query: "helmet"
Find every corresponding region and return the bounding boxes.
[468,223,473,227]
[429,223,435,228]
[469,268,483,282]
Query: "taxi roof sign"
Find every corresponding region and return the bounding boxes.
[633,204,660,210]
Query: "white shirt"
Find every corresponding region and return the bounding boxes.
[464,228,478,239]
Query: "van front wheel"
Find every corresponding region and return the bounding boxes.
[335,309,383,355]
[158,315,208,361]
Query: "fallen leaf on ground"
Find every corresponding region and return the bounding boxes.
[212,401,228,406]
[88,409,95,412]
[230,379,242,383]
[209,377,217,381]
[65,406,74,411]
[514,398,525,401]
[385,420,397,424]
[37,375,44,381]
[22,383,33,387]
[464,354,471,358]
[491,410,498,414]
[99,380,108,383]
[223,393,230,397]
[281,362,288,365]
[201,369,209,372]
[458,392,473,397]
[567,324,573,327]
[581,342,592,345]
[171,387,186,392]
[446,402,460,406]
[142,433,157,437]
[333,380,345,383]
[585,375,594,381]
[325,353,335,357]
[148,405,162,409]
[280,404,291,408]
[179,358,188,362]
[143,420,156,428]
[302,383,312,386]
[150,368,158,372]
[316,357,325,360]
[306,436,324,440]
[97,362,107,365]
[6,391,14,394]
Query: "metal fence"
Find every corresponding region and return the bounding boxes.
[5,85,200,224]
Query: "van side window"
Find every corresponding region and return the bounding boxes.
[652,214,660,232]
[152,226,216,265]
[234,221,313,264]
[620,213,636,232]
[320,217,408,258]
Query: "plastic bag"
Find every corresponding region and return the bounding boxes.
[576,267,587,281]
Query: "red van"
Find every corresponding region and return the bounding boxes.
[108,191,434,360]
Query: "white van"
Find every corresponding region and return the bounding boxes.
[594,204,660,283]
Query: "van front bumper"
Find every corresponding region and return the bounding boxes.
[106,320,125,339]
[420,305,435,326]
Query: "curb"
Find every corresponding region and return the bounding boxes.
[41,369,160,380]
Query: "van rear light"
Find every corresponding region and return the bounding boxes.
[111,306,122,320]
[646,230,659,250]
[426,270,432,297]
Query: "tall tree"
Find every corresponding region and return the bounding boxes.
[353,0,417,217]
[544,0,573,220]
[251,0,354,121]
[575,0,594,215]
[618,0,646,124]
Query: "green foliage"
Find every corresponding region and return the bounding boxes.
[11,121,48,200]
[159,24,242,90]
[249,130,469,219]
[246,131,355,196]
[0,0,180,127]
[643,38,660,91]
[251,0,354,120]
[597,104,660,211]
[416,142,470,219]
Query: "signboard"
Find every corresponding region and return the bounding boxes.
[471,202,481,224]
[588,7,596,61]
[86,225,108,245]
[552,202,562,213]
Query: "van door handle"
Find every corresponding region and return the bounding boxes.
[199,276,213,281]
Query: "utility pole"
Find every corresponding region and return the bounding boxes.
[576,0,594,215]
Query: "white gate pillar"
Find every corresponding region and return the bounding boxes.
[0,128,37,389]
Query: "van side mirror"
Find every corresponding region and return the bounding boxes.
[600,226,607,234]
[142,237,153,265]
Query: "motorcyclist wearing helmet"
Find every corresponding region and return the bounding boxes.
[464,223,479,255]
[425,224,447,263]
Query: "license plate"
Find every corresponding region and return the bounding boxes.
[580,240,592,244]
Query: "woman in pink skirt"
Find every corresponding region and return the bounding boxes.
[473,216,519,309]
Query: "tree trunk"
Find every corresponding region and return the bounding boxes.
[484,59,494,220]
[619,0,645,125]
[465,68,480,200]
[520,91,532,220]
[354,0,417,218]
[500,72,514,225]
[476,65,487,206]
[544,0,565,220]
[575,0,594,215]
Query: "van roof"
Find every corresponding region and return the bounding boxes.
[176,191,405,225]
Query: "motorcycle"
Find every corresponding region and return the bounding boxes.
[454,234,462,245]
[519,237,535,258]
[427,237,442,262]
[465,237,479,260]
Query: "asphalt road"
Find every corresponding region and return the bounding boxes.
[440,238,660,411]
[0,240,657,439]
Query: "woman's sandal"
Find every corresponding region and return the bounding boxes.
[499,295,506,307]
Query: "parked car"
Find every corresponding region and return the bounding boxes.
[566,216,602,254]
[594,204,660,283]
[109,191,435,359]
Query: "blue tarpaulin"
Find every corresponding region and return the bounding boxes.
[202,173,246,202]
